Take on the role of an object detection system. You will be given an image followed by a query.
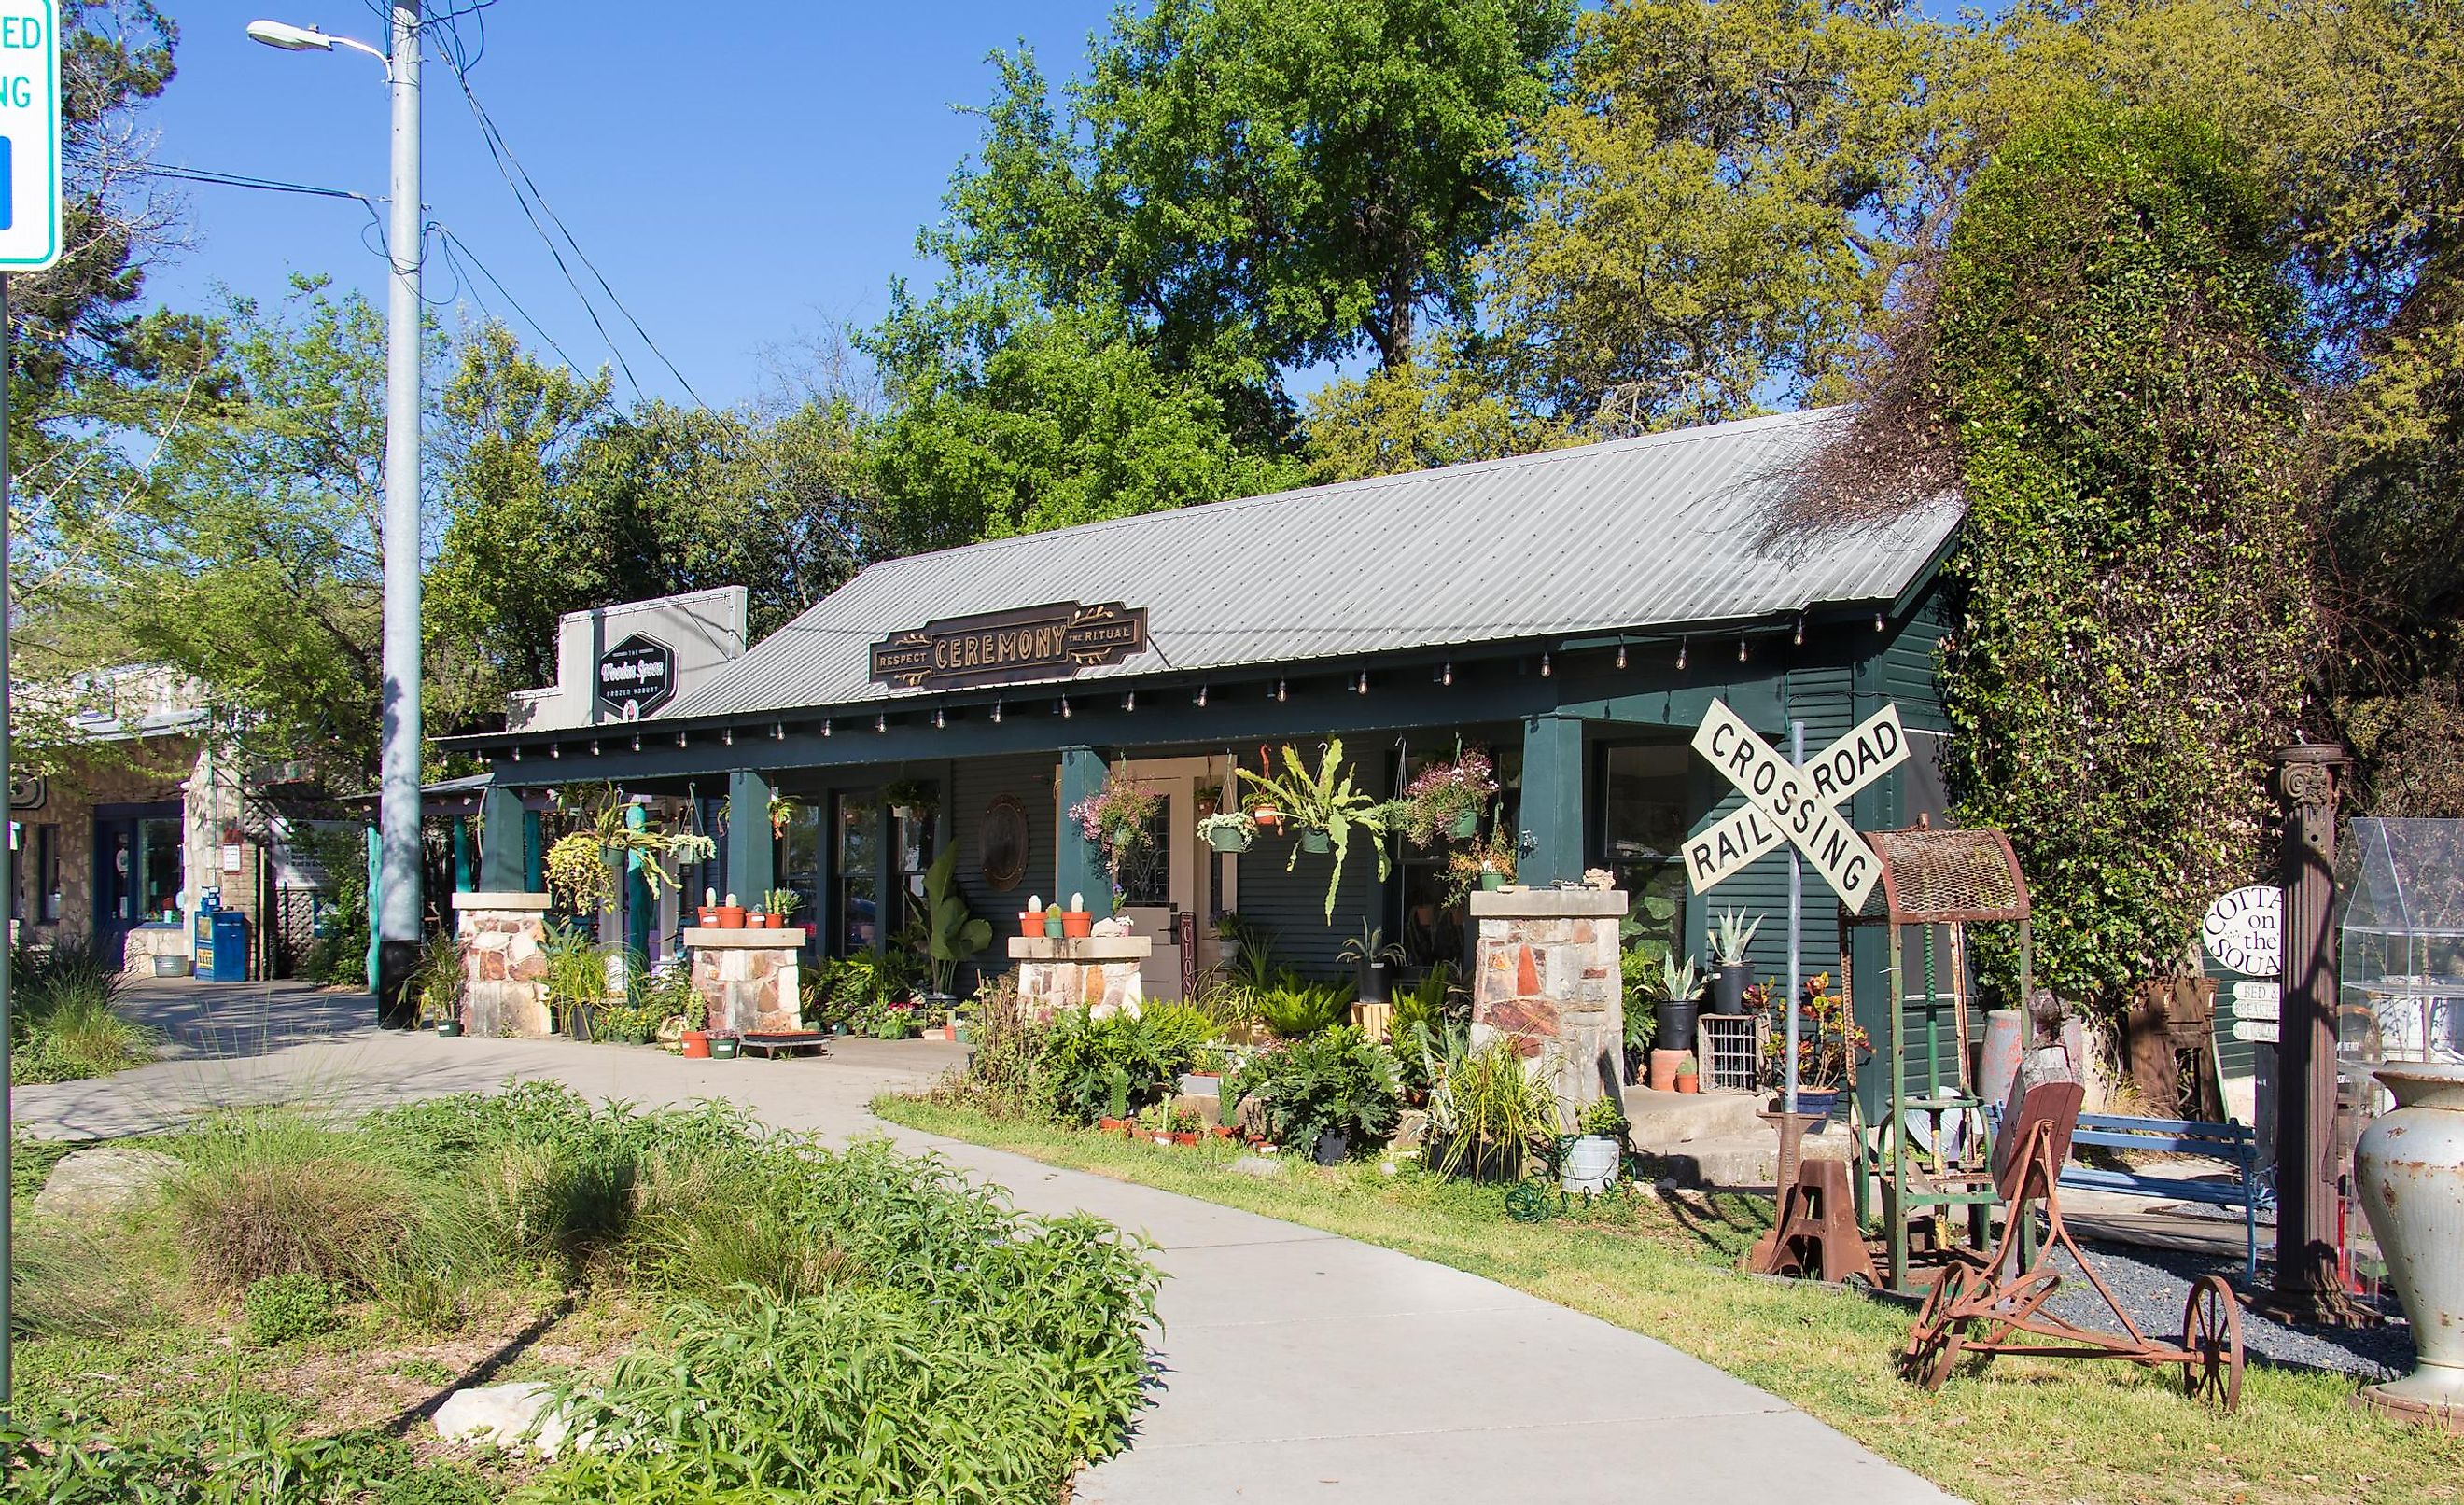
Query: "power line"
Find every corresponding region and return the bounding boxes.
[433,49,707,405]
[434,223,587,372]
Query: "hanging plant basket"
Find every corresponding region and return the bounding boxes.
[1208,826,1253,853]
[1298,827,1334,856]
[1449,808,1480,840]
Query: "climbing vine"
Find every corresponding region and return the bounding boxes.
[1925,105,2316,1010]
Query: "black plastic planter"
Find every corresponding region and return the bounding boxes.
[1357,960,1392,1005]
[1655,997,1701,1058]
[1711,963,1751,1015]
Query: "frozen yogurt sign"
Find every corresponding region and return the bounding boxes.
[595,634,675,720]
[2201,885,2281,977]
[1686,699,1907,911]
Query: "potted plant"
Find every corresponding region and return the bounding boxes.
[715,891,747,928]
[883,778,939,822]
[1069,768,1163,890]
[709,1031,742,1060]
[1194,783,1223,820]
[1337,921,1405,1006]
[545,787,718,914]
[1393,748,1498,847]
[1673,1052,1701,1094]
[1562,1094,1628,1193]
[1199,811,1257,854]
[1213,911,1244,964]
[768,790,793,837]
[1763,971,1867,1122]
[1650,954,1705,1073]
[915,846,993,1002]
[764,887,803,928]
[1223,1026,1402,1167]
[1043,902,1064,939]
[680,1027,712,1059]
[1707,908,1760,1015]
[696,887,720,927]
[1018,893,1046,938]
[1235,739,1394,922]
[1444,829,1518,903]
[1061,893,1095,939]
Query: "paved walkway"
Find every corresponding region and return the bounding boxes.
[20,980,1959,1504]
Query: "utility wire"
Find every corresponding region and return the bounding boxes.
[433,49,707,405]
[434,223,587,372]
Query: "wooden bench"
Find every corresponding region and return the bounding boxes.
[2058,1112,2264,1283]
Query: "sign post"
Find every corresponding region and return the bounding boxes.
[0,0,63,1414]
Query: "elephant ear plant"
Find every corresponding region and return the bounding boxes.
[917,846,993,999]
[1235,739,1393,921]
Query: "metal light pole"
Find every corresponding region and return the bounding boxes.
[248,8,424,1026]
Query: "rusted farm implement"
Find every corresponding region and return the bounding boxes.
[1898,1078,2247,1412]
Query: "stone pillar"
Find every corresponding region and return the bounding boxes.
[1518,714,1586,887]
[1009,934,1152,1019]
[2266,744,2361,1323]
[454,891,553,1038]
[1468,886,1628,1125]
[683,927,804,1035]
[725,769,776,908]
[1057,746,1113,918]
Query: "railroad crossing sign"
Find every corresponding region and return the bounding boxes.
[1685,699,1909,911]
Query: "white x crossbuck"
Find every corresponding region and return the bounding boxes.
[1684,699,1910,911]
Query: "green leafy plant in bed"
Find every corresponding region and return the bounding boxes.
[1224,1025,1402,1154]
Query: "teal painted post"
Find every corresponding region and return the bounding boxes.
[363,824,381,995]
[1519,714,1586,887]
[1057,746,1112,917]
[522,810,544,893]
[623,802,651,963]
[479,787,526,891]
[725,770,776,909]
[450,817,473,893]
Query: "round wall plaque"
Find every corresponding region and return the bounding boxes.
[979,795,1029,892]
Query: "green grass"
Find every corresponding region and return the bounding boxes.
[875,1094,2464,1505]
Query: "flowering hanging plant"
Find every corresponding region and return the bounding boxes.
[1068,769,1163,881]
[1393,748,1498,848]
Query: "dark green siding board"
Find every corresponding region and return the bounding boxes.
[947,754,1059,924]
[1232,758,1392,979]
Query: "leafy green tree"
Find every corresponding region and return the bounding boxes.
[1299,340,1565,483]
[943,0,1575,385]
[865,293,1301,553]
[1487,0,1968,432]
[1918,105,2315,1009]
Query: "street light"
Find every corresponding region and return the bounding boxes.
[250,6,427,1029]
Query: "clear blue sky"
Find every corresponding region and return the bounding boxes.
[146,1,1118,409]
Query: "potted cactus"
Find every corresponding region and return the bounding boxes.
[764,887,802,927]
[715,892,747,928]
[1018,893,1046,938]
[1061,892,1095,939]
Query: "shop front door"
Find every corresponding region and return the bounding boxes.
[1110,757,1213,1001]
[93,804,184,968]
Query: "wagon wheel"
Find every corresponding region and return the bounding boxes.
[1902,1263,1977,1391]
[2180,1275,2245,1413]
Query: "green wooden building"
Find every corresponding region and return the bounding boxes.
[444,407,1965,1084]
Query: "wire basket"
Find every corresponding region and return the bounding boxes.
[1696,1015,1768,1095]
[1862,827,2030,924]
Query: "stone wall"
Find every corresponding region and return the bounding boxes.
[683,930,804,1034]
[1010,935,1151,1019]
[455,892,552,1038]
[1468,887,1628,1125]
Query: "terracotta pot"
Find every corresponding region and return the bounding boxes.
[696,906,719,927]
[1061,910,1095,938]
[715,905,747,927]
[1171,1132,1200,1147]
[1018,913,1043,937]
[746,913,770,928]
[1252,807,1282,830]
[1675,1074,1700,1094]
[680,1030,712,1059]
[1097,1117,1131,1134]
[1646,1050,1684,1092]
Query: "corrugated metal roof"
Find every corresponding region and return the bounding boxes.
[665,407,1960,720]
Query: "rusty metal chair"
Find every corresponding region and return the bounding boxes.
[1899,1079,2246,1412]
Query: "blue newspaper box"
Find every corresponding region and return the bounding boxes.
[206,910,249,982]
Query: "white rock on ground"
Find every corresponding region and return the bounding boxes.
[432,1382,573,1455]
[32,1146,178,1220]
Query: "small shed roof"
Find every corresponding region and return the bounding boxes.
[666,407,1959,720]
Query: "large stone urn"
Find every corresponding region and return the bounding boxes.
[2355,1062,2464,1427]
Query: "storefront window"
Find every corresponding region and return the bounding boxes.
[140,817,183,922]
[777,799,823,946]
[12,824,58,923]
[835,790,881,955]
[1601,741,1693,963]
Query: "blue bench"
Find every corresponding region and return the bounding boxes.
[2058,1113,2267,1284]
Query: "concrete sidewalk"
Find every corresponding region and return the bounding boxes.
[20,980,1959,1505]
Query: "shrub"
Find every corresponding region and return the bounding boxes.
[9,940,157,1084]
[1427,1035,1561,1178]
[164,1111,426,1294]
[244,1271,340,1345]
[931,977,1048,1117]
[1254,979,1352,1038]
[0,1398,405,1503]
[1036,1008,1196,1124]
[1223,1026,1402,1154]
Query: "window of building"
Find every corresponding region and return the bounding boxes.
[12,823,57,923]
[139,817,183,923]
[1599,740,1694,964]
[834,790,881,955]
[776,798,823,947]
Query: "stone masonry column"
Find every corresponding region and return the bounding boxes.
[682,927,805,1035]
[453,891,553,1038]
[1468,887,1628,1127]
[1009,934,1153,1020]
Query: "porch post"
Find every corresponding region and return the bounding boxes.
[1058,746,1112,918]
[478,786,528,891]
[522,809,544,893]
[1519,713,1586,887]
[450,816,474,893]
[725,769,776,907]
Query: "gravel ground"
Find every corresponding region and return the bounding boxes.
[2039,1235,2414,1381]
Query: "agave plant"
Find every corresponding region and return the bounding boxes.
[1707,908,1761,967]
[1653,953,1703,1002]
